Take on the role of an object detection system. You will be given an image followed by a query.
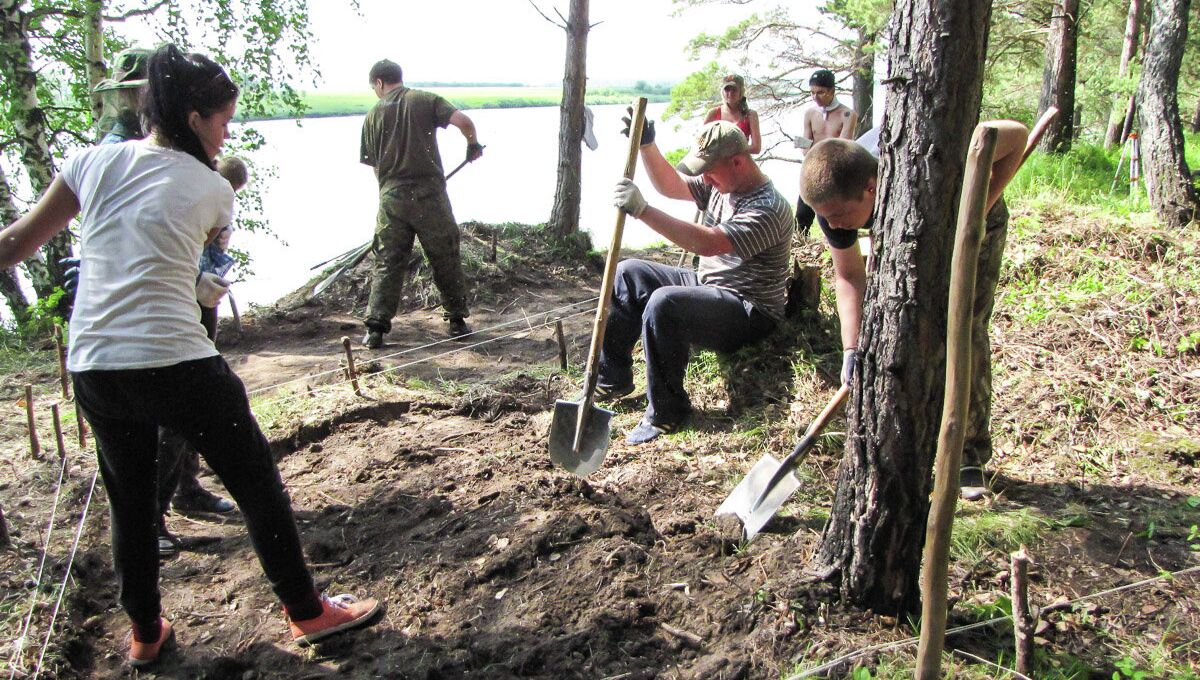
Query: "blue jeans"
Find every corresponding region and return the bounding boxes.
[598,259,776,426]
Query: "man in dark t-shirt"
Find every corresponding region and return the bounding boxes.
[359,59,484,348]
[606,120,795,444]
[800,123,1029,501]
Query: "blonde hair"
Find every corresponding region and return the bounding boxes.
[216,156,249,191]
[800,138,878,206]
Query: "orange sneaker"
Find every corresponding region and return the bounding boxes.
[127,618,174,668]
[289,594,381,647]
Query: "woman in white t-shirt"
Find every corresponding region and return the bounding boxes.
[0,44,379,667]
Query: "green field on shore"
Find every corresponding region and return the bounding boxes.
[247,86,671,121]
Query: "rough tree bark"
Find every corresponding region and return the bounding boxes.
[1037,0,1080,153]
[0,0,72,300]
[0,163,32,323]
[1136,0,1198,229]
[851,27,876,137]
[1105,0,1143,149]
[815,0,994,617]
[547,0,590,239]
[83,0,106,125]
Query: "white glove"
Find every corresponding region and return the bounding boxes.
[613,178,648,218]
[196,272,231,307]
[793,135,813,150]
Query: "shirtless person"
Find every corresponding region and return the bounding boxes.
[794,69,858,231]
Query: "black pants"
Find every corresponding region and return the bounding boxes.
[73,356,318,627]
[598,260,776,426]
[157,303,219,514]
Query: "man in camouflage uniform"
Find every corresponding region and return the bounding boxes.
[360,59,484,348]
[799,121,1030,501]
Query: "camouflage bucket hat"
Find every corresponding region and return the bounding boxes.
[94,47,151,93]
[676,121,750,176]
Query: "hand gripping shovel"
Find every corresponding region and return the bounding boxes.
[716,384,850,540]
[548,97,648,477]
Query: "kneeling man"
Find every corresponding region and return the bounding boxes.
[604,120,795,444]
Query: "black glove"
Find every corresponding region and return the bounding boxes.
[620,107,656,147]
[841,348,858,385]
[466,142,485,162]
[59,257,80,293]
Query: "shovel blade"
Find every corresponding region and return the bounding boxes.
[715,454,801,541]
[548,399,614,477]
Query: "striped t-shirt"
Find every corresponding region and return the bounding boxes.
[688,177,795,321]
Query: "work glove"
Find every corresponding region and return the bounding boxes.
[195,272,231,307]
[466,142,485,162]
[793,135,813,150]
[841,348,858,385]
[620,107,656,147]
[59,257,80,293]
[613,178,648,218]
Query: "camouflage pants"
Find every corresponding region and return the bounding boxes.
[365,181,469,333]
[962,200,1009,469]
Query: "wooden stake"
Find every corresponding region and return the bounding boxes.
[51,403,67,465]
[75,402,89,449]
[53,325,69,399]
[915,125,997,680]
[1012,546,1034,675]
[25,385,40,459]
[555,320,568,371]
[341,336,363,396]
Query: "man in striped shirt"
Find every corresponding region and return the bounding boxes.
[606,120,795,444]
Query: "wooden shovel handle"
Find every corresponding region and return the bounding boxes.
[1020,106,1060,165]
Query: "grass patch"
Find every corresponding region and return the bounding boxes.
[950,507,1048,565]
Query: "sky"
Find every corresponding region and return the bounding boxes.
[302,0,786,90]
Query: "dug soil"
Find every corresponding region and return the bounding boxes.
[2,218,1197,679]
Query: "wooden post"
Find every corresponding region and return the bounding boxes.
[915,125,997,680]
[1012,546,1034,675]
[25,385,40,459]
[341,336,363,396]
[53,325,69,399]
[75,403,89,449]
[51,403,67,465]
[555,320,568,371]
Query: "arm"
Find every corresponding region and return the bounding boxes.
[829,243,867,350]
[636,205,734,256]
[704,107,720,124]
[0,176,80,269]
[839,110,859,140]
[983,120,1030,210]
[449,110,483,160]
[802,111,815,146]
[746,111,762,154]
[638,142,693,202]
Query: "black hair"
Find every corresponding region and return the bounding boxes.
[369,60,403,85]
[141,44,239,169]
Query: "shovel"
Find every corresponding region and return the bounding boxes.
[716,384,850,540]
[549,97,648,477]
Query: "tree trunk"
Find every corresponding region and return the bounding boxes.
[1191,96,1200,133]
[1037,0,1080,153]
[0,0,72,301]
[1105,0,1143,149]
[815,0,994,617]
[83,0,106,126]
[0,163,33,323]
[1137,0,1198,229]
[549,0,590,239]
[852,27,876,137]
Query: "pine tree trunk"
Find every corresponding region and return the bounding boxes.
[83,0,106,126]
[1191,96,1200,133]
[549,0,589,239]
[1037,0,1080,153]
[814,0,994,617]
[1137,0,1198,229]
[1105,0,1143,149]
[0,0,72,301]
[852,28,876,137]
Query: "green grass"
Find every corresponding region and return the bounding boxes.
[950,508,1048,566]
[245,86,672,121]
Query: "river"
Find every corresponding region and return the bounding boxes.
[225,102,803,309]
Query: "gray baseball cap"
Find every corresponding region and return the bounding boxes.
[675,121,750,176]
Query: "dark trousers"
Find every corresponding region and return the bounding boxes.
[598,260,776,425]
[73,356,317,627]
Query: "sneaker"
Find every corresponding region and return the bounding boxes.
[128,618,174,668]
[448,317,472,340]
[593,382,635,403]
[173,486,235,514]
[362,330,384,349]
[960,466,990,501]
[158,526,180,559]
[625,417,681,445]
[289,594,382,647]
